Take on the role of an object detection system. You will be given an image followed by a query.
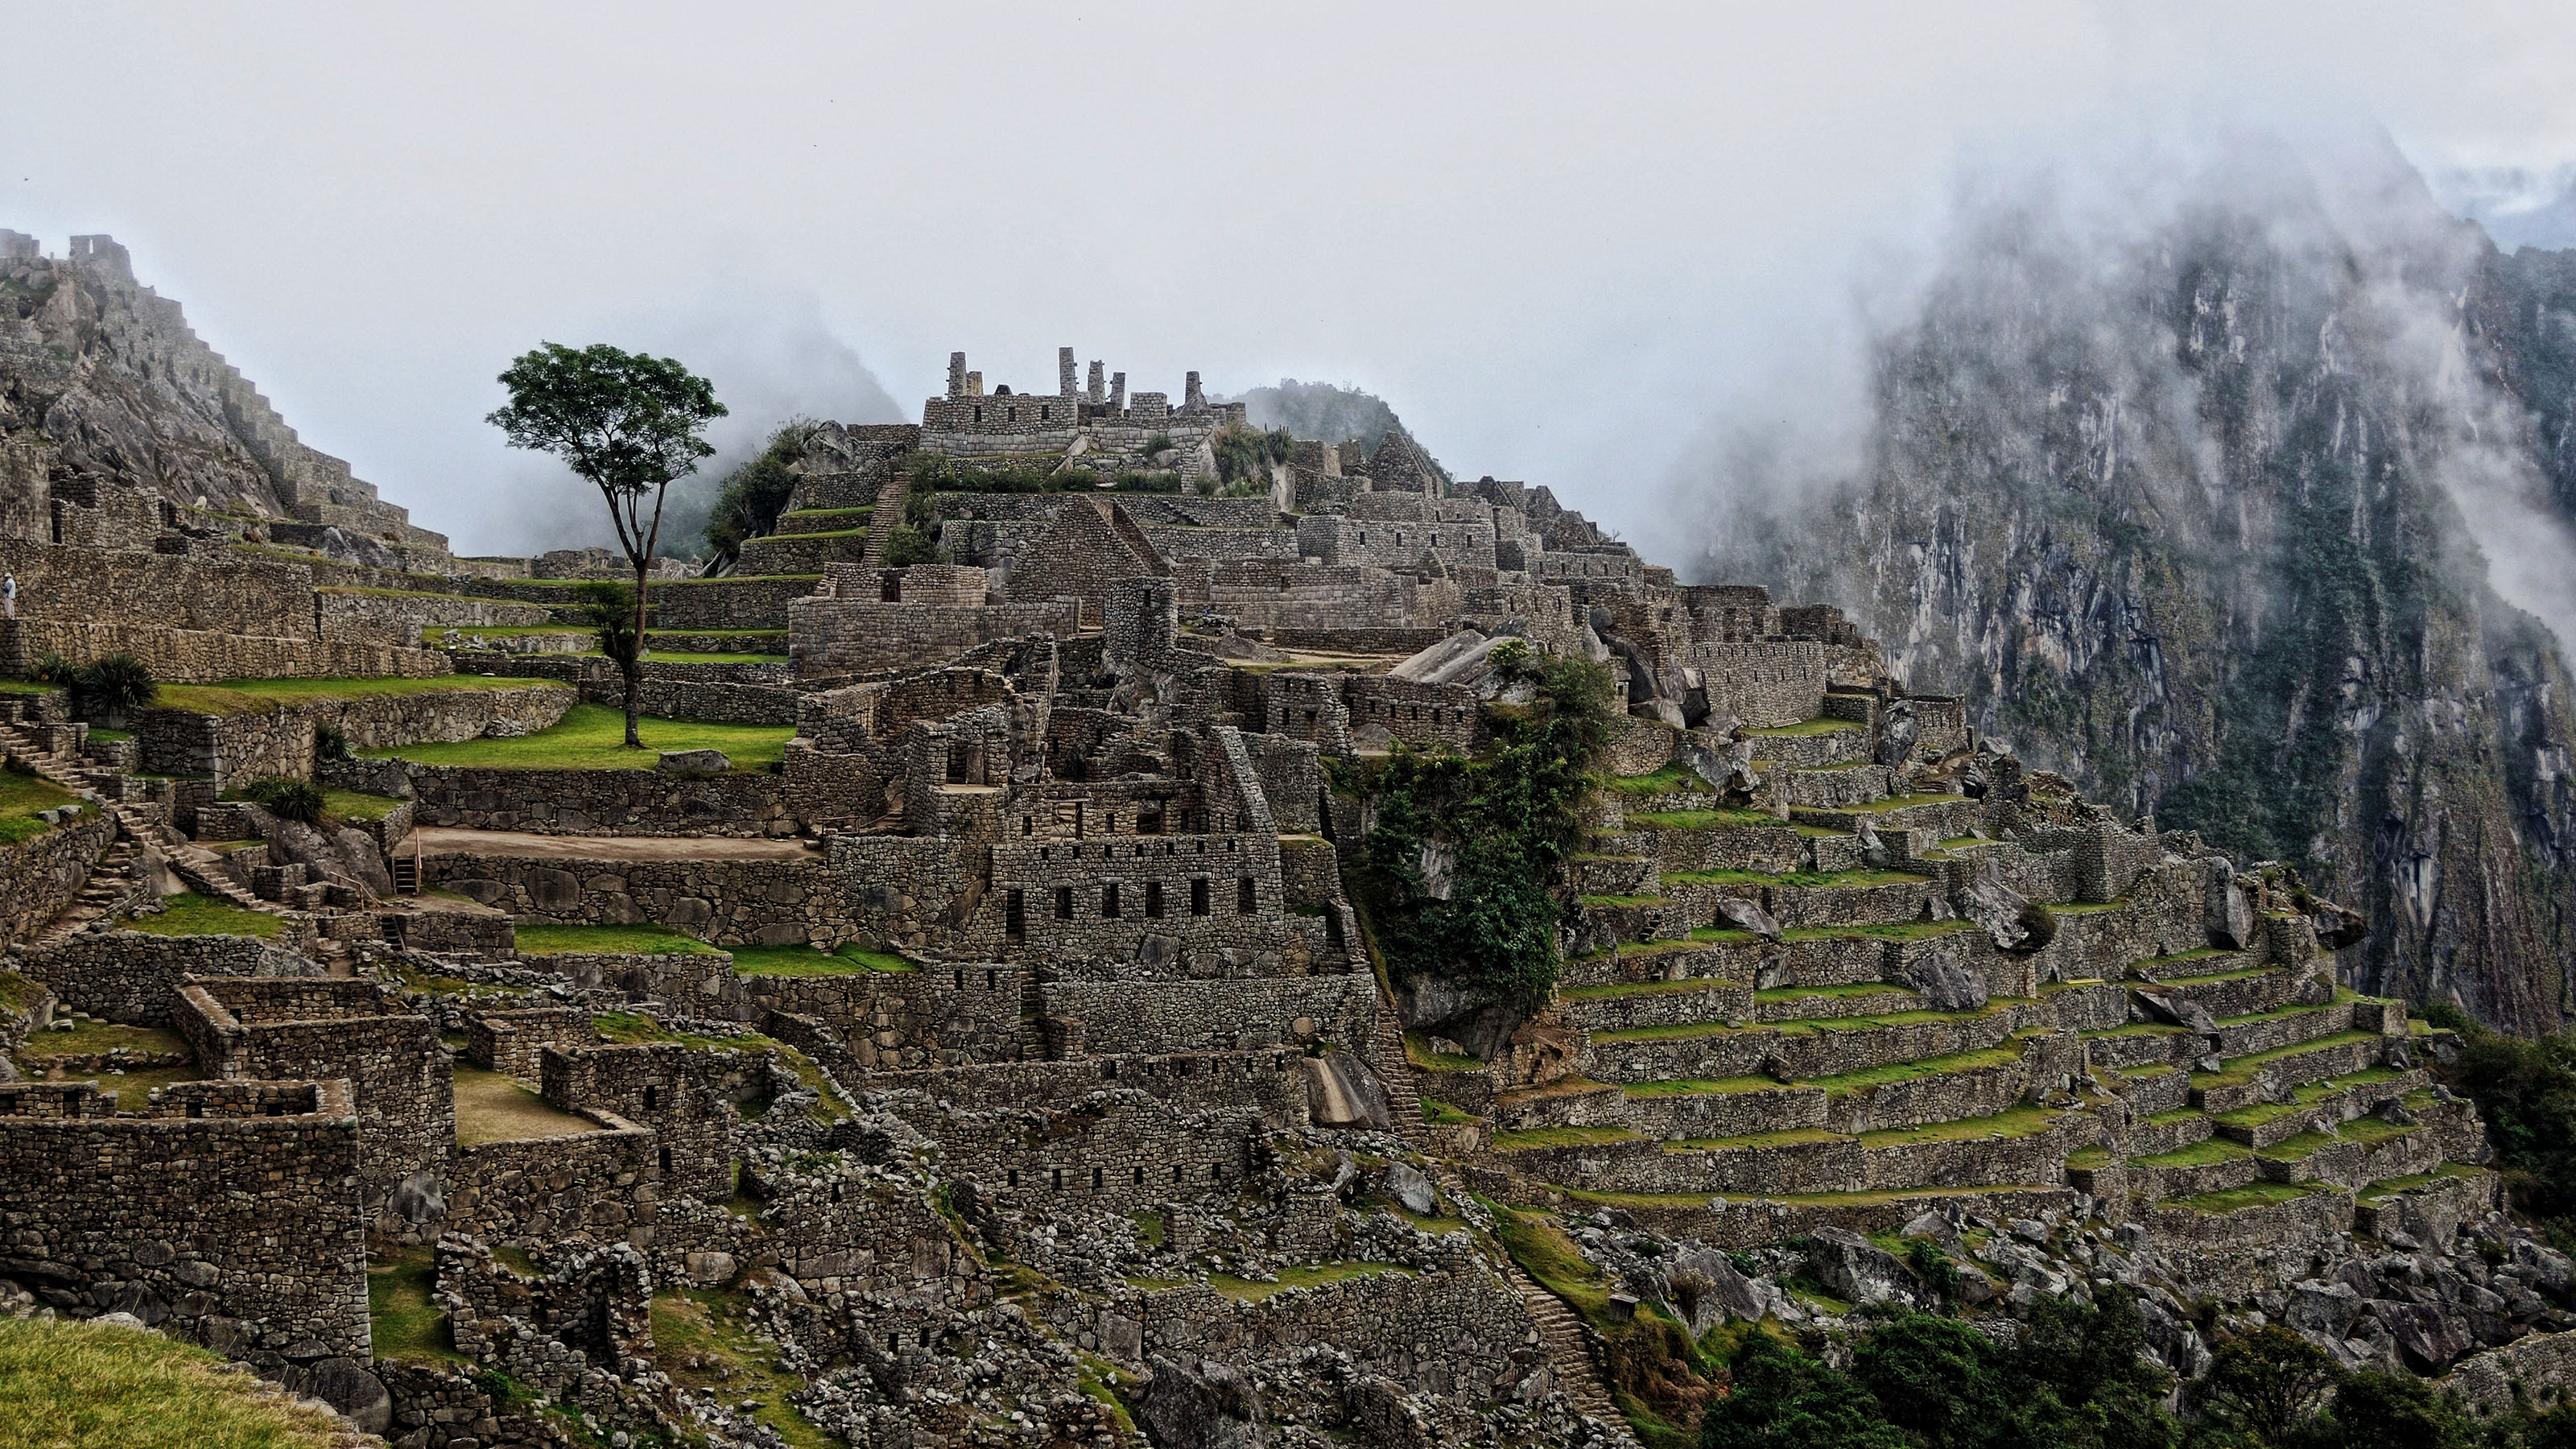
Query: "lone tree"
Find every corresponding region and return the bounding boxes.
[486,344,725,747]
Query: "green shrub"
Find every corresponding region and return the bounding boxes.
[883,526,946,568]
[72,654,156,725]
[1340,645,1616,1009]
[574,580,641,667]
[30,651,76,687]
[234,776,326,824]
[312,723,352,761]
[1211,423,1294,484]
[698,418,818,572]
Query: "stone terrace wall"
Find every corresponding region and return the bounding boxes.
[749,964,1026,1070]
[1043,977,1375,1056]
[0,1079,368,1365]
[894,1090,1261,1211]
[426,851,850,946]
[468,1006,600,1078]
[647,576,821,631]
[142,683,571,779]
[444,1113,658,1244]
[872,1051,1311,1125]
[1689,640,1827,729]
[1103,1256,1529,1395]
[379,763,794,839]
[316,588,554,646]
[787,597,1081,678]
[0,807,113,950]
[20,931,319,1025]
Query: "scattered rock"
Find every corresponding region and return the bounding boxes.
[655,749,731,775]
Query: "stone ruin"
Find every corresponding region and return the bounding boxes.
[0,248,2562,1447]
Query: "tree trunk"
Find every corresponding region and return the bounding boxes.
[626,559,648,749]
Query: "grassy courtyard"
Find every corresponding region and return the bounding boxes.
[123,893,284,939]
[358,704,790,771]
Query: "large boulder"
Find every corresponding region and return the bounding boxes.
[1715,896,1784,943]
[1805,1227,1918,1308]
[1140,1355,1269,1449]
[1955,857,2055,955]
[656,749,731,775]
[1899,947,1988,1012]
[1666,1248,1778,1332]
[1300,1051,1395,1130]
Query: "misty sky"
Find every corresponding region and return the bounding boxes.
[10,2,2576,557]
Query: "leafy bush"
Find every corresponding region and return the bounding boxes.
[31,651,76,687]
[1211,423,1294,484]
[312,723,351,761]
[574,580,641,667]
[72,654,156,725]
[882,526,946,568]
[1342,644,1616,1008]
[698,418,819,574]
[233,776,326,824]
[2425,1000,2576,1232]
[1905,1238,1960,1295]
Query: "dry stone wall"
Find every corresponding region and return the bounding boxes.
[18,931,319,1025]
[142,683,570,779]
[0,1080,368,1365]
[427,850,851,945]
[0,807,113,949]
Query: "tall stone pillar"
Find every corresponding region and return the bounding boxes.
[947,352,967,400]
[1183,371,1204,410]
[1059,347,1077,397]
[1109,373,1126,411]
[1087,361,1105,402]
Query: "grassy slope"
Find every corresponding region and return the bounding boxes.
[126,894,283,939]
[0,1316,350,1449]
[156,676,570,717]
[0,768,77,845]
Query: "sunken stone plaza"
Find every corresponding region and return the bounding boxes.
[0,233,2567,1448]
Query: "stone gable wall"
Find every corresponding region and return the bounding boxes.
[1688,639,1827,729]
[20,931,319,1025]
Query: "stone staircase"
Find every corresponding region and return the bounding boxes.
[1428,1163,1641,1449]
[857,473,912,568]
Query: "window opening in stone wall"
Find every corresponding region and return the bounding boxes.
[985,968,999,989]
[1005,890,1025,943]
[1009,1169,1020,1187]
[1172,1165,1183,1183]
[1022,816,1033,836]
[1138,809,1162,835]
[1146,881,1164,919]
[1104,1060,1119,1080]
[1325,911,1344,948]
[1237,877,1256,914]
[1092,1166,1104,1188]
[659,1146,672,1174]
[920,1329,934,1348]
[1102,883,1120,918]
[1055,886,1074,920]
[1134,1166,1146,1184]
[945,745,968,785]
[1051,1167,1063,1190]
[642,1086,658,1112]
[955,968,967,989]
[882,574,901,602]
[1191,878,1210,915]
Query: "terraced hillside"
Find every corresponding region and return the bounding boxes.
[1438,690,2489,1262]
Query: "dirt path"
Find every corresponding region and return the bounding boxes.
[409,827,823,862]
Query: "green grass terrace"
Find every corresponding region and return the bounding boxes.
[359,703,790,772]
[0,766,80,846]
[151,675,572,716]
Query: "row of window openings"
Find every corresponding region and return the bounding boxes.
[968,403,1059,423]
[1002,877,1257,935]
[1005,1163,1227,1188]
[1030,836,1234,858]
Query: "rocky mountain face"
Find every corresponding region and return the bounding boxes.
[1690,149,2576,1034]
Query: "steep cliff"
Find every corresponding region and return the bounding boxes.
[1688,145,2576,1033]
[0,230,441,553]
